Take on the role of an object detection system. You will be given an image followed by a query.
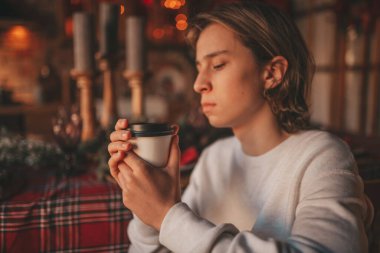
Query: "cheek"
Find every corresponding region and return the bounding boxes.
[235,73,262,99]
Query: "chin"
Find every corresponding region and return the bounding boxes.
[206,116,230,129]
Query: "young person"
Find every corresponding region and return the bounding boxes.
[108,2,373,252]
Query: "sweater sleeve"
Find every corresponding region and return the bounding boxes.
[159,174,371,253]
[127,215,170,253]
[290,143,373,253]
[159,203,282,253]
[126,146,210,253]
[158,137,373,253]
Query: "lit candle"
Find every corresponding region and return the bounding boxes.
[99,2,119,57]
[73,12,95,73]
[125,16,146,72]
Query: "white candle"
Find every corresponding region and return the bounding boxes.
[99,2,119,57]
[73,12,95,73]
[126,16,146,72]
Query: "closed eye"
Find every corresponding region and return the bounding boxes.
[213,63,226,70]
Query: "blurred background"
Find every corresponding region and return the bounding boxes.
[1,2,379,251]
[0,0,379,156]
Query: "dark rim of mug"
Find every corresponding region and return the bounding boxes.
[129,123,174,137]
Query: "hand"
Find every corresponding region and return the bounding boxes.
[118,133,181,230]
[108,119,133,186]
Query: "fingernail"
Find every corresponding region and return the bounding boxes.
[119,119,126,126]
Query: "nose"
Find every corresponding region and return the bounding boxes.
[193,72,211,94]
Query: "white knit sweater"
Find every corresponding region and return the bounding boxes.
[127,130,373,253]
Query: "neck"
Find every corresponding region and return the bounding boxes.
[232,103,289,156]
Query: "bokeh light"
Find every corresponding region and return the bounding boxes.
[120,4,125,15]
[175,14,187,22]
[153,28,165,40]
[176,20,188,31]
[162,0,185,10]
[4,25,32,51]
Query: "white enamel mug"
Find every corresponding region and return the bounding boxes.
[129,123,174,168]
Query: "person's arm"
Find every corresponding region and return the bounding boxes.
[127,143,215,253]
[107,119,172,252]
[127,215,167,253]
[158,147,372,253]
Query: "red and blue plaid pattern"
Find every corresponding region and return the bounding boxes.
[0,171,132,253]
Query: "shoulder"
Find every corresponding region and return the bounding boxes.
[293,130,358,178]
[291,130,353,161]
[293,130,349,149]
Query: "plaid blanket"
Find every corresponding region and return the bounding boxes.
[0,171,132,253]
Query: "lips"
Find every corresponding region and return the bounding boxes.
[201,102,216,113]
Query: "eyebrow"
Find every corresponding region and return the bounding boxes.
[196,50,229,65]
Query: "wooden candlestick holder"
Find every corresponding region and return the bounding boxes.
[123,70,146,122]
[98,57,118,129]
[70,70,97,141]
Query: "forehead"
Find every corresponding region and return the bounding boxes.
[195,23,242,60]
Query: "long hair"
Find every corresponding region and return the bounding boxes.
[187,2,315,133]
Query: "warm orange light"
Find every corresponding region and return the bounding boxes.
[65,18,73,37]
[163,0,183,9]
[176,20,188,31]
[175,14,187,22]
[120,4,125,15]
[5,25,31,51]
[164,1,170,8]
[10,26,29,40]
[152,28,165,40]
[174,1,182,9]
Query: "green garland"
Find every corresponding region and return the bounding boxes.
[0,128,111,184]
[0,128,64,170]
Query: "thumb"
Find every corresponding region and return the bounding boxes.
[166,135,180,180]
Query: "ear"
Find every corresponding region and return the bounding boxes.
[262,56,288,90]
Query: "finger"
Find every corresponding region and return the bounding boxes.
[118,163,134,191]
[115,118,129,131]
[166,135,181,180]
[110,130,131,142]
[108,151,125,178]
[119,161,134,176]
[123,150,150,175]
[108,141,132,155]
[117,172,128,191]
